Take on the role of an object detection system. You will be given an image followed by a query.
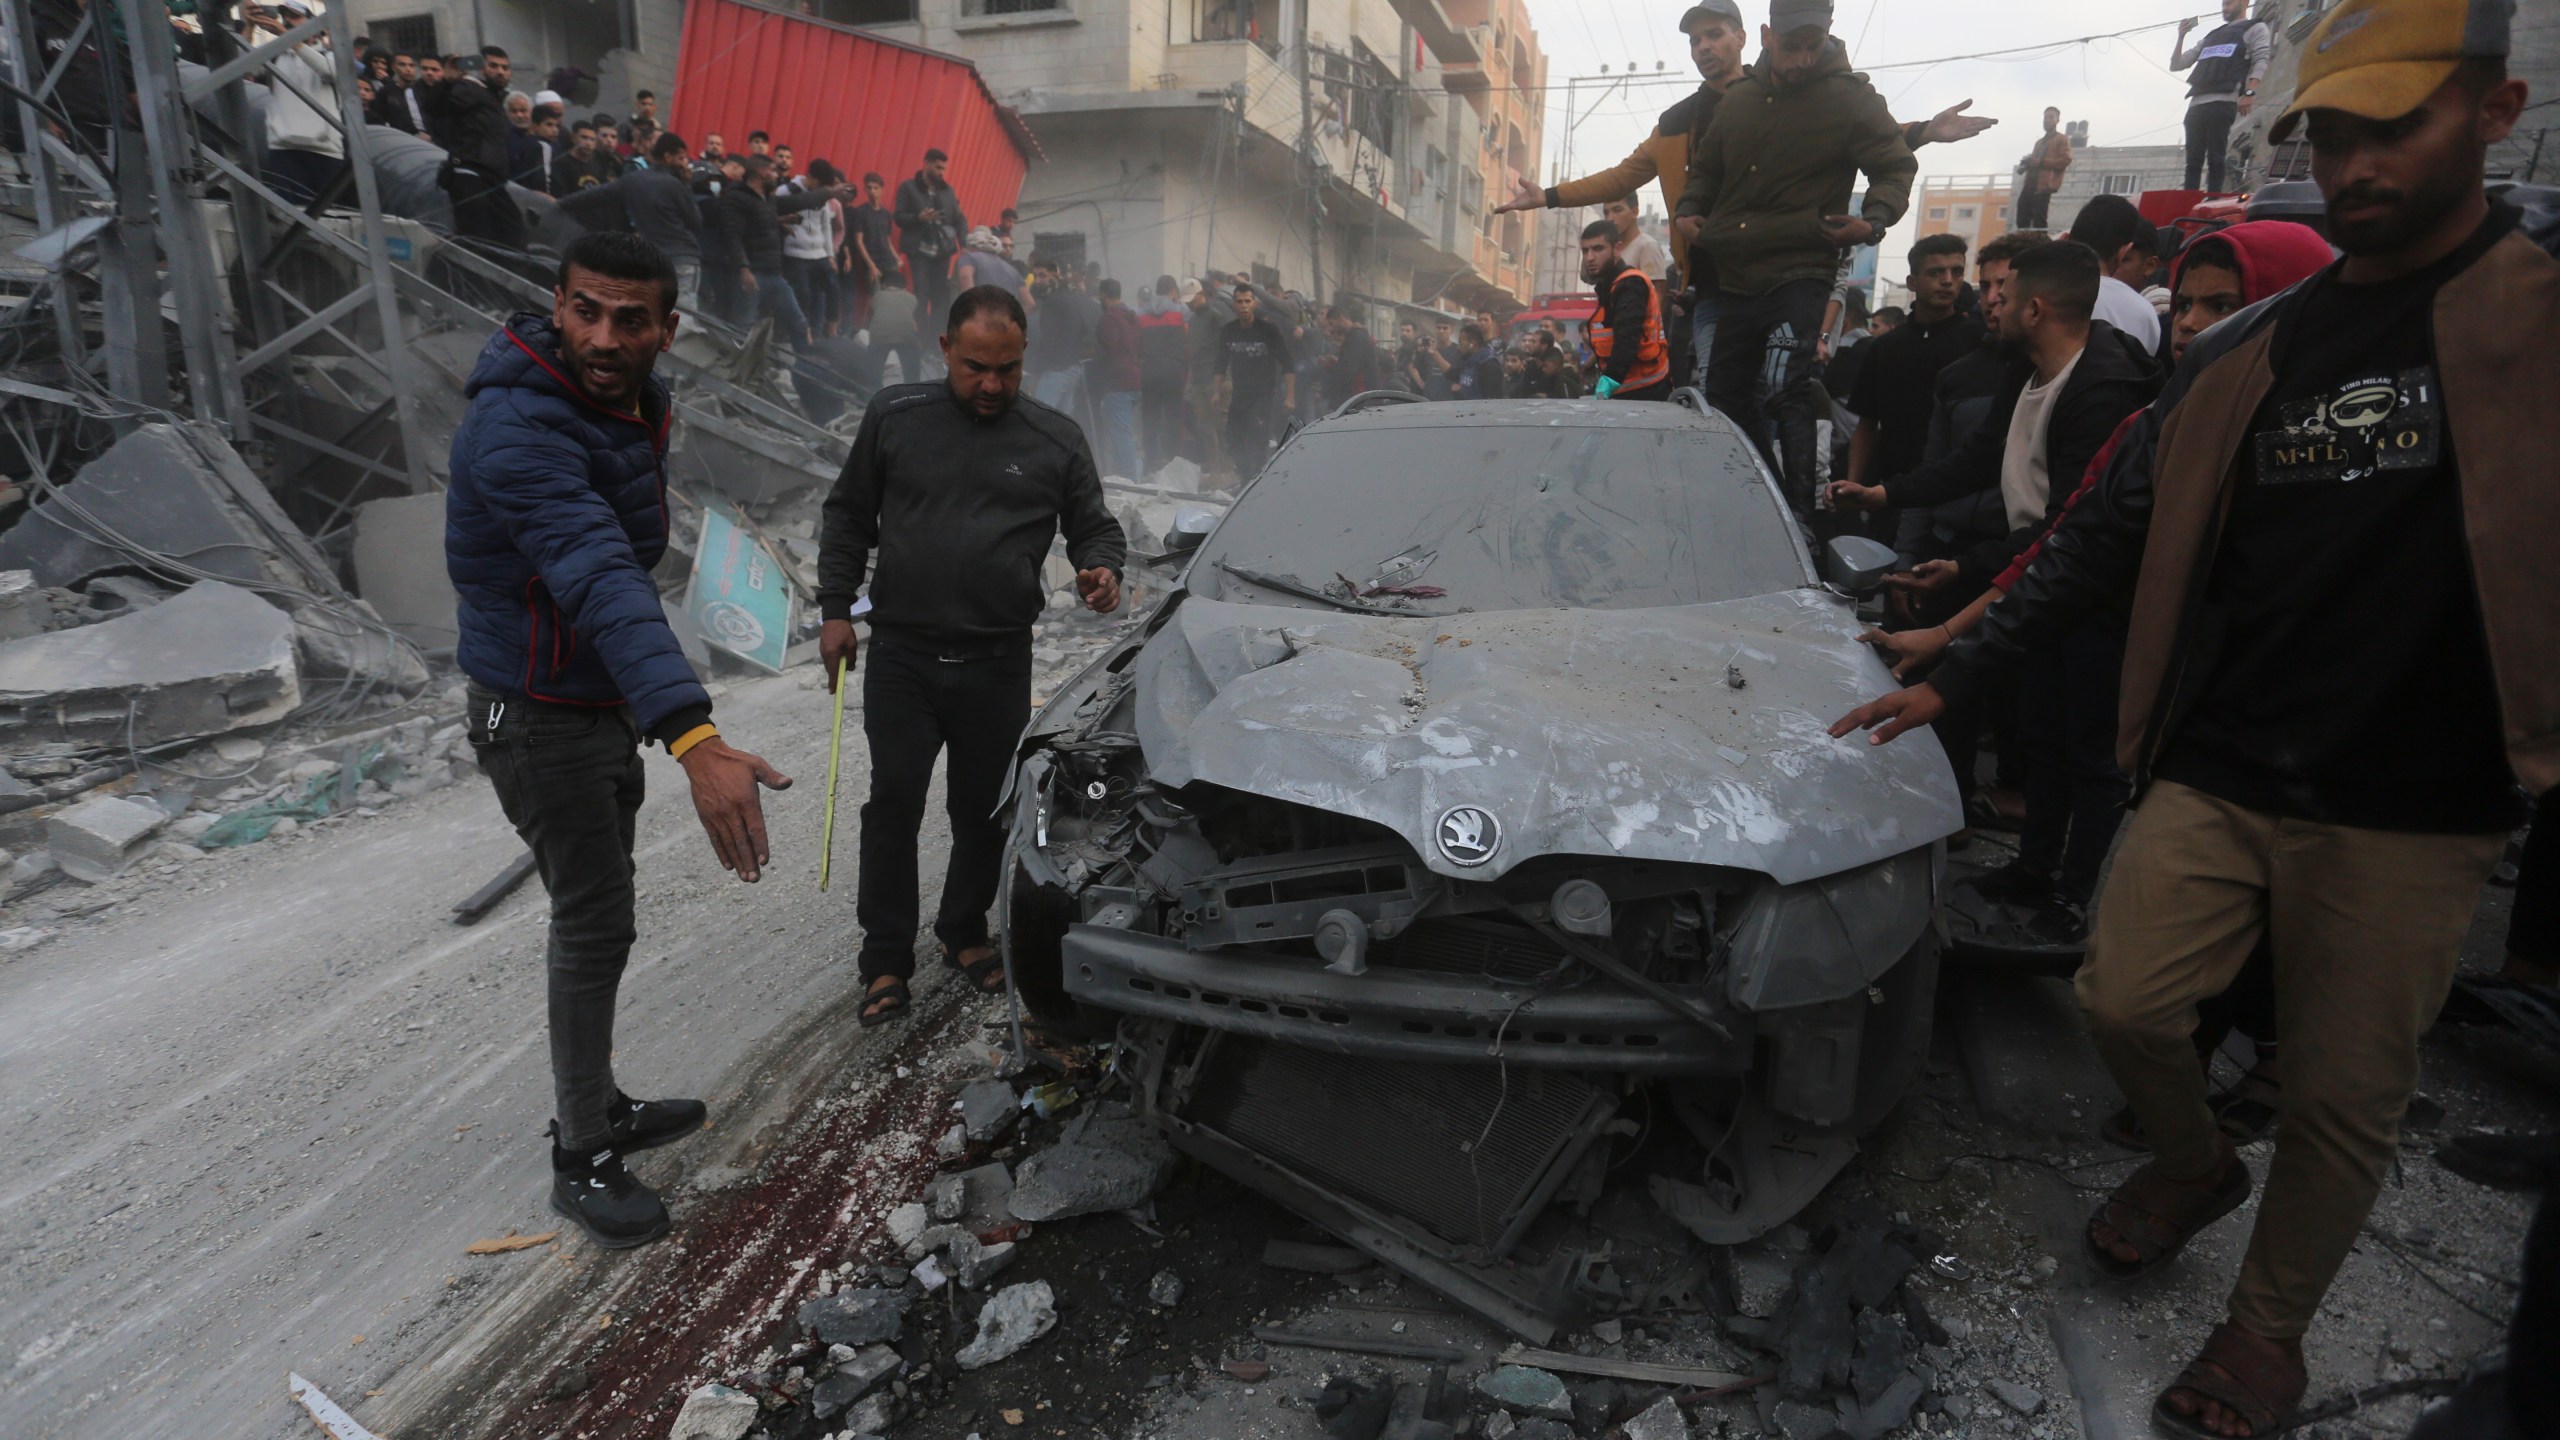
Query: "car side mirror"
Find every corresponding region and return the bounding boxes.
[1162,504,1218,554]
[1822,535,1899,598]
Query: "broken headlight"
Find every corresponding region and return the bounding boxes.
[1719,849,1933,1012]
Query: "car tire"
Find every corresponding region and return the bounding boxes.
[1004,863,1092,1027]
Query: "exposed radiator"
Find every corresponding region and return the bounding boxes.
[1179,1036,1612,1253]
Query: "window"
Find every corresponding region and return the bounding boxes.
[810,0,919,21]
[1997,206,2010,219]
[1954,205,1975,221]
[1927,206,1946,221]
[1196,0,1273,51]
[2102,173,2142,195]
[368,14,437,57]
[1030,231,1087,274]
[967,0,1065,14]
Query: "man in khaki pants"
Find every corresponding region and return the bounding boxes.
[1833,1,2552,1433]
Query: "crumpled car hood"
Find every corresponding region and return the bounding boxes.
[1130,592,1960,886]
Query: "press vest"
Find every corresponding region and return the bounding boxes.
[2187,19,2258,97]
[1589,269,1670,392]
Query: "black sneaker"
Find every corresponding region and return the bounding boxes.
[549,1131,671,1249]
[607,1092,707,1154]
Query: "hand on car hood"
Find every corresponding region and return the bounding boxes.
[1128,591,1962,885]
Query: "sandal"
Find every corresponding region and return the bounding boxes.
[859,977,911,1028]
[944,945,1008,996]
[2151,1323,2306,1438]
[2085,1155,2252,1282]
[2210,1060,2283,1145]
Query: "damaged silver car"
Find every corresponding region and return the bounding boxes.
[1001,393,1961,1340]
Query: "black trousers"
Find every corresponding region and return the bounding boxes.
[467,689,644,1152]
[1705,278,1828,515]
[443,166,527,251]
[2017,184,2054,230]
[2016,623,2131,906]
[856,638,1033,983]
[1226,392,1275,479]
[2511,795,2557,966]
[1142,376,1187,471]
[907,252,952,329]
[2185,101,2239,191]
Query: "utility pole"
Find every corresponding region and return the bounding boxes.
[1283,0,1322,303]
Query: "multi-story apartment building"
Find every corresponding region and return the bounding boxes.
[1911,175,2013,252]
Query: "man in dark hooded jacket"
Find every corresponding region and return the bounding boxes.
[446,232,790,1250]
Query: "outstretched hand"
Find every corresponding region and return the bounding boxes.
[1858,624,1951,682]
[1921,99,1997,146]
[679,737,792,882]
[1493,177,1544,214]
[1830,683,1948,747]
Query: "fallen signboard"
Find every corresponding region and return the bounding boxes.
[685,506,794,673]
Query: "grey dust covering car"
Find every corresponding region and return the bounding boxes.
[1001,394,1960,1340]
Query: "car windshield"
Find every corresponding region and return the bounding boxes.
[1194,419,1806,612]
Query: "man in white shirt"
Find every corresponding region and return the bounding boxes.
[1605,196,1672,282]
[2065,193,2162,354]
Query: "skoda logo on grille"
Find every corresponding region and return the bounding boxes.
[1435,805,1501,867]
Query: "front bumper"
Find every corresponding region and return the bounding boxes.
[1061,924,1749,1073]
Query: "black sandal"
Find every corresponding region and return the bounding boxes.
[944,946,1008,995]
[859,977,911,1028]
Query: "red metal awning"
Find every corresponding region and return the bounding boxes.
[671,0,1037,228]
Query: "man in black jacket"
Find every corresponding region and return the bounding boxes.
[1830,240,2158,934]
[894,149,966,329]
[706,155,837,343]
[556,133,706,314]
[425,47,522,250]
[815,286,1126,1025]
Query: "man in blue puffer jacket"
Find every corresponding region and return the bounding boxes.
[448,230,791,1250]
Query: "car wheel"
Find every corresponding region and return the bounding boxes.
[1004,863,1091,1027]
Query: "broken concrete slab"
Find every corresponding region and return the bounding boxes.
[0,581,299,748]
[924,1173,966,1222]
[0,570,41,642]
[667,1382,760,1440]
[953,1161,1015,1231]
[1472,1365,1572,1419]
[349,491,458,650]
[955,1280,1056,1369]
[1985,1377,2045,1417]
[46,795,168,883]
[1147,1268,1184,1307]
[1006,1100,1175,1222]
[957,1077,1018,1143]
[946,1233,1017,1289]
[796,1287,908,1347]
[0,425,287,591]
[885,1201,931,1249]
[1621,1395,1692,1440]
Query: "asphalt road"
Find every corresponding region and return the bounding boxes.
[0,667,910,1439]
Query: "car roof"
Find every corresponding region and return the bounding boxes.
[1305,397,1722,432]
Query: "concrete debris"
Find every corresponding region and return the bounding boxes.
[797,1287,909,1347]
[1985,1377,2045,1417]
[1006,1100,1175,1222]
[951,1161,1016,1230]
[0,581,300,748]
[0,570,41,642]
[9,851,59,889]
[911,1254,948,1291]
[1507,1420,1573,1440]
[1727,1244,1795,1319]
[899,1222,971,1263]
[0,425,294,593]
[0,926,46,953]
[924,1173,967,1222]
[1621,1395,1692,1440]
[823,1343,900,1404]
[885,1202,931,1249]
[667,1382,761,1440]
[1848,1309,1913,1406]
[1482,1411,1516,1440]
[957,1078,1019,1143]
[934,1122,968,1160]
[290,599,429,696]
[1472,1365,1572,1420]
[46,795,168,883]
[349,492,460,649]
[946,1233,1017,1289]
[1146,1268,1184,1307]
[954,1280,1056,1370]
[841,1391,895,1436]
[1841,1370,1926,1440]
